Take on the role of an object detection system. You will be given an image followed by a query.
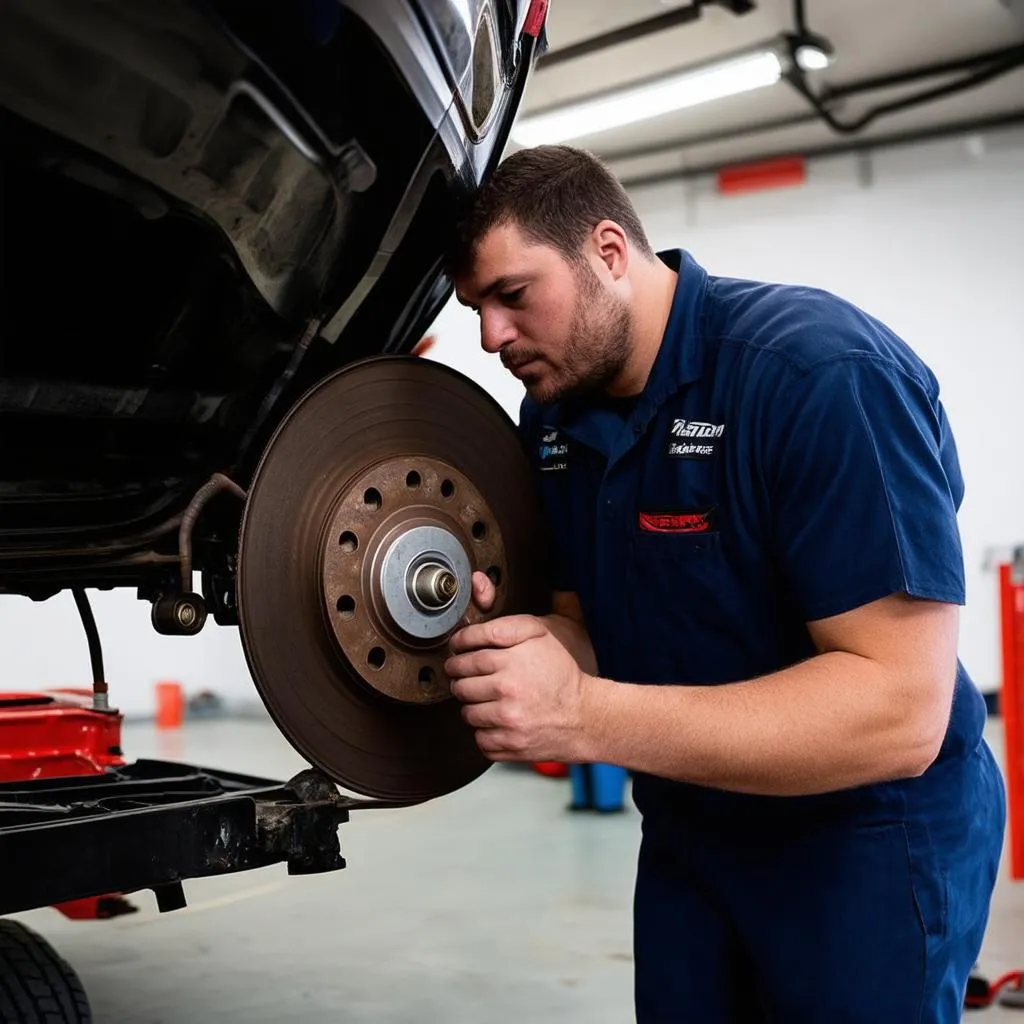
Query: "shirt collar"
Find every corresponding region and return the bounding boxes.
[643,248,709,400]
[558,249,709,459]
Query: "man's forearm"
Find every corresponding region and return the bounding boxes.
[580,653,947,796]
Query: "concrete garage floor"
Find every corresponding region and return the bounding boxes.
[8,716,1024,1023]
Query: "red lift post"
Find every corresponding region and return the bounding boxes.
[999,559,1024,881]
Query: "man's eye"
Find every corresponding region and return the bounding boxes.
[501,287,525,305]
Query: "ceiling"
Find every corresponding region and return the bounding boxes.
[513,0,1024,185]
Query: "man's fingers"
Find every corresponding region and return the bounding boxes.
[471,570,497,612]
[445,649,500,681]
[449,673,505,705]
[460,701,505,730]
[449,614,547,654]
[474,729,527,760]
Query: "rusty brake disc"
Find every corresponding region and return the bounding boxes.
[236,356,549,804]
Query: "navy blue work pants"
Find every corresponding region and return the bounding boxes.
[633,744,1006,1022]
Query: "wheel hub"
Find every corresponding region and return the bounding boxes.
[320,455,506,704]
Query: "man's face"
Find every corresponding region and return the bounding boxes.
[454,221,632,405]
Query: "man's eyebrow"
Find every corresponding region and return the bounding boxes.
[478,275,529,300]
[481,275,513,297]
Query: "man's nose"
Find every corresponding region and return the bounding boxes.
[480,310,517,354]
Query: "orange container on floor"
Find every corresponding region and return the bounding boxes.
[155,681,184,729]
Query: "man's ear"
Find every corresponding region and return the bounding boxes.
[589,220,629,281]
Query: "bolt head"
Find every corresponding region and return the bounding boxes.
[438,571,458,599]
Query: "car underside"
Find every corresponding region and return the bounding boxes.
[0,0,540,608]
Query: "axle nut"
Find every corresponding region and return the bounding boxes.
[411,563,459,610]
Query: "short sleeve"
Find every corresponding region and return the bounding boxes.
[517,396,576,593]
[767,357,965,622]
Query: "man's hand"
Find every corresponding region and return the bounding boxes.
[445,575,595,762]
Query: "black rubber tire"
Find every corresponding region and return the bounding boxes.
[0,920,91,1023]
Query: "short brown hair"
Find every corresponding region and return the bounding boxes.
[445,145,655,279]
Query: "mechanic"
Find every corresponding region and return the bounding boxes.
[441,144,1007,1022]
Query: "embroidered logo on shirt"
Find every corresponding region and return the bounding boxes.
[665,418,724,459]
[538,426,569,473]
[638,508,716,534]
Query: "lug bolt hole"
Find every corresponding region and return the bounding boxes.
[364,488,382,511]
[368,647,386,670]
[419,667,436,686]
[472,521,487,541]
[486,565,502,587]
[406,471,421,488]
[337,595,355,619]
[440,479,455,499]
[339,531,358,553]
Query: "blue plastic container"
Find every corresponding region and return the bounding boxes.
[569,762,628,812]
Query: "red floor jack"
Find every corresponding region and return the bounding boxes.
[0,588,354,1022]
[0,594,137,1021]
[0,590,152,922]
[0,685,138,922]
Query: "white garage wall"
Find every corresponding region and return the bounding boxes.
[3,126,1020,718]
[0,581,258,719]
[428,126,1024,697]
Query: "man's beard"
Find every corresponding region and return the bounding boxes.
[522,266,633,406]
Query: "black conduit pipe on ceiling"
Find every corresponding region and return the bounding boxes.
[822,43,1024,101]
[614,109,1024,191]
[598,42,1024,166]
[786,0,1024,135]
[535,0,756,70]
[787,50,1024,135]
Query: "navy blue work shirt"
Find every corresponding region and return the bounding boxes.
[518,249,988,826]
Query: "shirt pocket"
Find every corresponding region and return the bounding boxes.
[632,444,728,620]
[631,524,725,591]
[626,527,731,683]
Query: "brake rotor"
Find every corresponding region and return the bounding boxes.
[236,355,549,803]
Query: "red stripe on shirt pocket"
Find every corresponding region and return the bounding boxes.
[638,510,715,534]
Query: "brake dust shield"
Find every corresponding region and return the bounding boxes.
[236,356,549,804]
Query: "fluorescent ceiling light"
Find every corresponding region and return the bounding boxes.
[512,49,784,146]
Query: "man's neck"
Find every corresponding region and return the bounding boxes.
[606,258,679,398]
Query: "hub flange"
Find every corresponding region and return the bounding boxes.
[320,455,506,704]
